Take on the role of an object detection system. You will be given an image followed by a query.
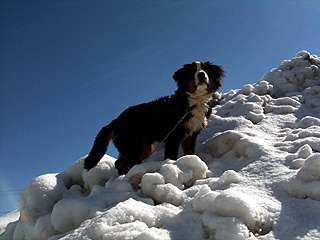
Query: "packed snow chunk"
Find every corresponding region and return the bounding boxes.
[290,158,305,169]
[282,178,320,201]
[280,50,319,70]
[139,173,185,206]
[297,154,320,182]
[246,111,264,124]
[246,92,272,106]
[202,211,250,240]
[19,173,67,222]
[240,84,254,95]
[127,155,207,191]
[125,159,173,187]
[233,137,266,159]
[59,198,179,240]
[105,175,133,193]
[297,116,320,129]
[287,144,313,169]
[206,130,266,160]
[296,144,313,159]
[159,163,191,189]
[51,182,152,234]
[283,154,320,201]
[0,211,19,235]
[265,97,301,114]
[175,155,208,185]
[51,196,97,233]
[82,155,117,191]
[0,221,18,240]
[192,185,219,214]
[218,170,242,186]
[221,89,238,102]
[217,93,265,124]
[58,156,87,188]
[261,51,320,98]
[205,130,242,158]
[139,173,165,193]
[102,221,170,240]
[34,214,56,239]
[265,104,297,114]
[302,86,320,112]
[210,188,279,234]
[253,80,273,96]
[282,122,320,152]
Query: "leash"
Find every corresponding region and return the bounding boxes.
[142,101,197,163]
[159,102,197,145]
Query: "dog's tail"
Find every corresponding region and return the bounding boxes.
[84,122,115,170]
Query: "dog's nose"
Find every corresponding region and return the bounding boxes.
[197,72,205,83]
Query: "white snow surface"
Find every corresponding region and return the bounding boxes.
[1,51,320,240]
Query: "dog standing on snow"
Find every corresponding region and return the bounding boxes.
[84,62,224,175]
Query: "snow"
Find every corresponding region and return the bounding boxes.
[1,51,320,240]
[0,211,19,235]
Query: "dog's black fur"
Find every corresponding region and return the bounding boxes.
[84,62,224,175]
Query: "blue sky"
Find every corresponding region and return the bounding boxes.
[0,0,319,215]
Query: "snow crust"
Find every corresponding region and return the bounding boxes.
[1,51,320,240]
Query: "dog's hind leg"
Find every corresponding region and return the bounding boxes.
[115,137,154,175]
[115,155,131,175]
[141,137,155,160]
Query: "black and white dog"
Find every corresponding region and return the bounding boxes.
[84,62,224,175]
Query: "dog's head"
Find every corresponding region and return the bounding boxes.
[173,61,224,96]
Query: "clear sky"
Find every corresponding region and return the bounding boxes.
[0,0,319,215]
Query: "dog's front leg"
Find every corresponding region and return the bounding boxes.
[164,137,181,160]
[181,132,199,155]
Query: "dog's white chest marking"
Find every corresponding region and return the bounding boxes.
[185,94,212,136]
[184,62,212,135]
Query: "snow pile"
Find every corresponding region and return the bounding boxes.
[1,51,320,240]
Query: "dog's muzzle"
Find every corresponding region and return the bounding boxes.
[195,62,209,85]
[197,72,207,84]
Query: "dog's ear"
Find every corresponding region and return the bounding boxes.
[173,64,192,91]
[173,64,189,82]
[206,62,225,90]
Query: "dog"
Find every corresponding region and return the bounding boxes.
[84,61,224,175]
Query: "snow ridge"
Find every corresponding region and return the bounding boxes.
[1,51,320,240]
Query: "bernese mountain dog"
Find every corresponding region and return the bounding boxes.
[84,61,225,175]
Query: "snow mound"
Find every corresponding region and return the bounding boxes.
[283,153,320,201]
[1,51,320,240]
